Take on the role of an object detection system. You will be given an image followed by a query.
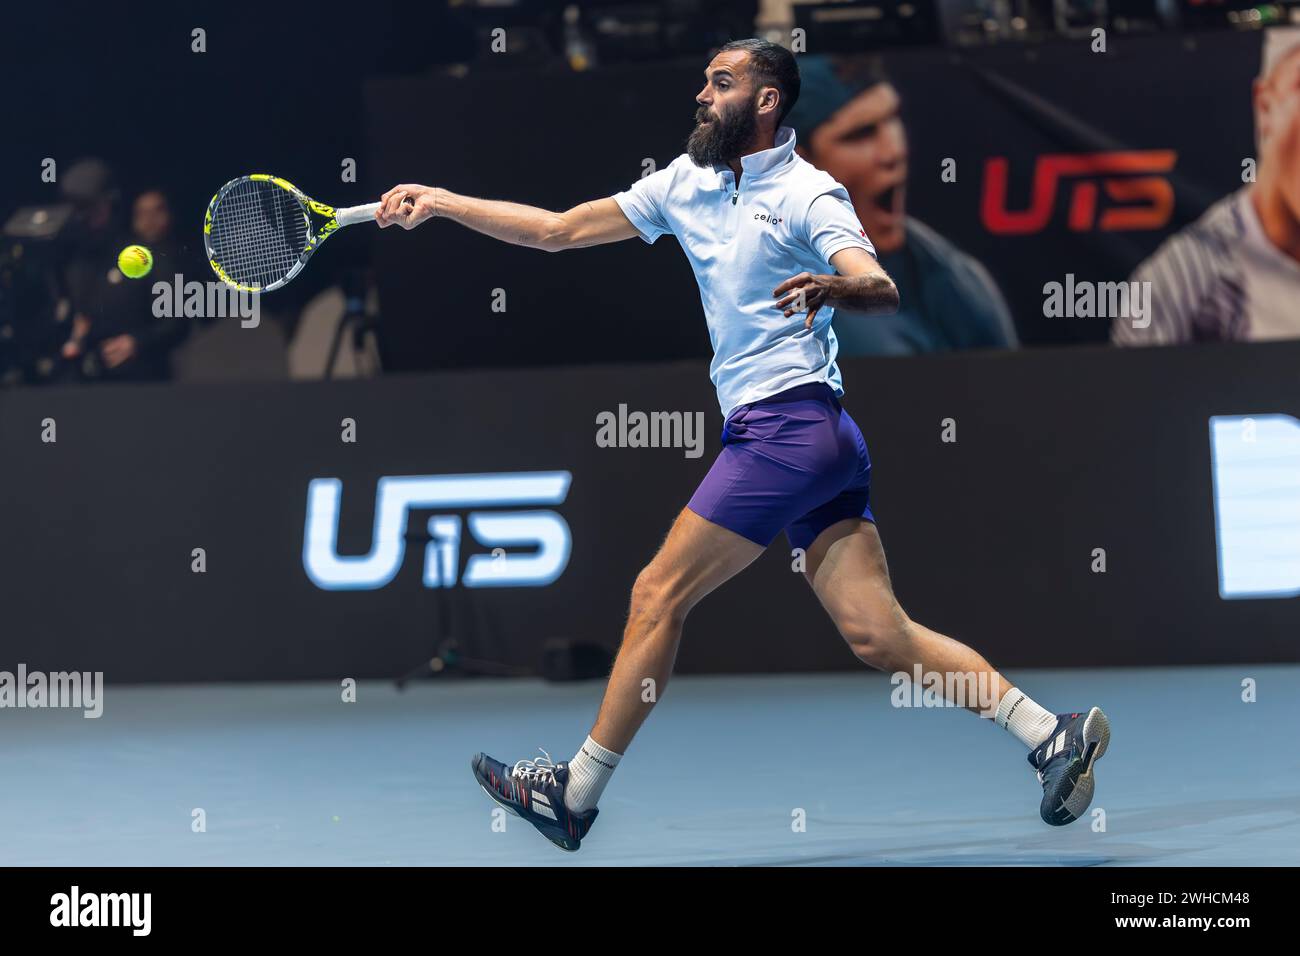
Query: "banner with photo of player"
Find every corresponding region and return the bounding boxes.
[366,27,1295,369]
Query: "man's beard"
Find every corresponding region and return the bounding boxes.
[687,102,759,167]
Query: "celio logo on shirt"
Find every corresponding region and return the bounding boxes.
[753,212,784,226]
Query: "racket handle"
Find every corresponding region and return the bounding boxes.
[336,202,382,228]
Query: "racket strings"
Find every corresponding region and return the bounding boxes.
[208,180,311,289]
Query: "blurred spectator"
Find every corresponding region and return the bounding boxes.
[787,55,1018,356]
[58,168,188,380]
[1114,27,1300,345]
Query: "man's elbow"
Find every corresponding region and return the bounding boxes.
[884,279,900,314]
[537,214,571,253]
[869,275,900,315]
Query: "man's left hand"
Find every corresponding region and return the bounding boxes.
[773,272,833,329]
[101,335,138,368]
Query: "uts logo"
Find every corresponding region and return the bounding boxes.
[981,151,1176,235]
[303,471,572,591]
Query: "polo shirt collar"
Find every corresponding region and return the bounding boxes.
[714,126,797,182]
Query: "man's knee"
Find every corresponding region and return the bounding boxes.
[838,605,911,670]
[629,563,690,630]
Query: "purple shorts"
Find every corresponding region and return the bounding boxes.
[687,382,873,550]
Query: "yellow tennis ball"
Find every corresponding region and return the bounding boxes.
[117,245,153,279]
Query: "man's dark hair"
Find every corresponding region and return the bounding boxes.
[717,38,801,126]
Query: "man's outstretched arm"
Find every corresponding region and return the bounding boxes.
[375,184,639,252]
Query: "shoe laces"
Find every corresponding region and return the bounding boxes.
[1036,743,1078,785]
[510,749,560,786]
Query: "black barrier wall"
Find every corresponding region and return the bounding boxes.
[2,341,1299,682]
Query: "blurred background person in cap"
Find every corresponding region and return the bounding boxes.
[56,161,188,381]
[786,55,1018,356]
[1114,26,1300,345]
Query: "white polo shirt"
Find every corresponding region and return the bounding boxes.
[613,125,875,418]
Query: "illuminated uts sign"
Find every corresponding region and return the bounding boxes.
[981,151,1176,235]
[303,471,572,591]
[1209,416,1300,600]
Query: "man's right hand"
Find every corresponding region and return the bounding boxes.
[62,314,91,359]
[376,184,436,229]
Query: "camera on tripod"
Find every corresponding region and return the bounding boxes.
[0,205,70,387]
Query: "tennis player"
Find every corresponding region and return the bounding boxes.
[377,38,1109,852]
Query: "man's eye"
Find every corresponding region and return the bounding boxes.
[842,124,880,142]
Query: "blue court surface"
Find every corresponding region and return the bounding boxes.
[2,667,1296,866]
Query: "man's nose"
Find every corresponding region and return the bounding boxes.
[876,121,907,167]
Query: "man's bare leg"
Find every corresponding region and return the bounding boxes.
[469,507,763,846]
[589,507,764,754]
[802,517,1110,826]
[802,517,1011,716]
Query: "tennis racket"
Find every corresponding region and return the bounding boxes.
[203,174,384,293]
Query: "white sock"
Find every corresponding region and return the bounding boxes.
[994,688,1058,749]
[564,735,622,814]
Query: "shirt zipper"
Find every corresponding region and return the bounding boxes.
[721,172,742,242]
